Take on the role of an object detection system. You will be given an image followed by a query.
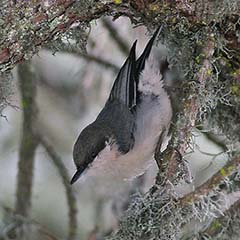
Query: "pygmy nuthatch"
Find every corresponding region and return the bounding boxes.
[71,26,172,187]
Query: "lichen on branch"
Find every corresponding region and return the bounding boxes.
[0,0,239,73]
[107,154,240,240]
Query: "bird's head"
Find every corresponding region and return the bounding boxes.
[71,123,108,184]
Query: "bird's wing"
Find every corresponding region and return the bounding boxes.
[107,40,137,110]
[104,41,138,152]
[97,100,135,154]
[98,26,165,153]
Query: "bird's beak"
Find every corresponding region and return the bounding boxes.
[70,169,82,185]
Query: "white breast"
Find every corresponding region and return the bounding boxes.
[79,53,172,191]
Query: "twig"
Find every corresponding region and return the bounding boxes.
[1,206,60,240]
[15,61,38,217]
[45,46,119,72]
[201,198,240,238]
[197,125,228,152]
[37,133,78,240]
[180,154,240,204]
[102,18,130,56]
[107,153,240,240]
[75,52,119,72]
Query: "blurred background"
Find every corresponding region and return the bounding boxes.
[0,17,228,239]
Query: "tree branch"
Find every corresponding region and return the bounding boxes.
[77,52,120,72]
[102,18,130,56]
[107,28,239,238]
[0,1,132,72]
[1,1,238,73]
[196,125,228,152]
[0,207,60,240]
[45,45,119,72]
[108,153,240,240]
[201,198,240,239]
[155,37,215,185]
[37,133,78,240]
[13,61,78,239]
[180,155,240,205]
[15,61,38,217]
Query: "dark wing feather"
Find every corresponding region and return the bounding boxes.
[97,100,135,154]
[108,40,137,109]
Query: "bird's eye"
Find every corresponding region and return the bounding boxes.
[91,152,97,159]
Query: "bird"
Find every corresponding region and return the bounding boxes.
[71,26,172,189]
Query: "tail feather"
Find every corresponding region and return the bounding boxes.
[108,26,167,108]
[135,26,168,100]
[138,51,165,96]
[108,40,137,109]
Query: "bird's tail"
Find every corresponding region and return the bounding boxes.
[136,26,169,96]
[138,49,168,96]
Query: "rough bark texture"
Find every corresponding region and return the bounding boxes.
[15,62,38,217]
[0,1,239,72]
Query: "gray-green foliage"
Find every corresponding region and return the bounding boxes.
[153,8,240,143]
[108,166,240,240]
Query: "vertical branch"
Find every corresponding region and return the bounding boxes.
[14,62,78,238]
[37,134,78,240]
[155,37,215,185]
[15,62,38,216]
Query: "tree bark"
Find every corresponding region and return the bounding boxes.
[0,1,239,72]
[15,62,38,217]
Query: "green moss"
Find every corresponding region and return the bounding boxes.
[114,0,122,4]
[231,84,240,96]
[21,99,27,109]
